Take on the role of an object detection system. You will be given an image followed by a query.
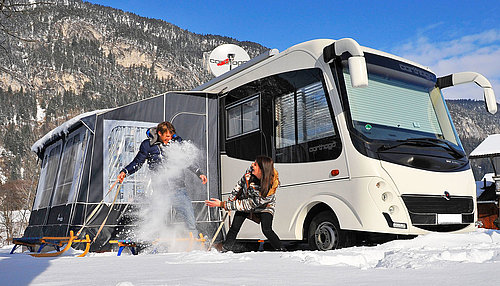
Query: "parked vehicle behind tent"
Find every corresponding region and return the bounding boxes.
[470,134,500,230]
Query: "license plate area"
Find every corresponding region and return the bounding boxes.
[437,214,462,224]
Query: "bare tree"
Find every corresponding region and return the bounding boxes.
[0,179,34,245]
[0,0,52,50]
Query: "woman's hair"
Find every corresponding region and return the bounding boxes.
[157,121,176,134]
[255,155,275,197]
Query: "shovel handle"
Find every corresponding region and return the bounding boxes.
[208,211,229,250]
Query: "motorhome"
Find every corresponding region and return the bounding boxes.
[27,38,497,252]
[195,38,497,250]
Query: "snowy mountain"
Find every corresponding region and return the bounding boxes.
[0,0,266,184]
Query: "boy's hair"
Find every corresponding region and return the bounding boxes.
[157,121,176,134]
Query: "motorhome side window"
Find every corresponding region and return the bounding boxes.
[271,69,341,163]
[224,83,263,160]
[224,68,341,162]
[226,95,260,138]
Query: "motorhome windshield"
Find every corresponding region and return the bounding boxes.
[342,54,461,147]
[337,53,467,171]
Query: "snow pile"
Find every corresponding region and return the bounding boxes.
[31,109,110,154]
[285,229,500,269]
[470,134,500,158]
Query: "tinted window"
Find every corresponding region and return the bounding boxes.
[273,70,341,163]
[226,96,260,139]
[224,68,341,162]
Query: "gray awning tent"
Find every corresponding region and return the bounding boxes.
[27,92,221,251]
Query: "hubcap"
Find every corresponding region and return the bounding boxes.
[314,221,337,250]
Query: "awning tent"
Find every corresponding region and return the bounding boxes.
[27,92,221,251]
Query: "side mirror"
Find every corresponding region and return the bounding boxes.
[348,56,368,88]
[323,38,368,88]
[482,87,497,115]
[437,72,497,114]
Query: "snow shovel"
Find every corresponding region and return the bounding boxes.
[92,181,123,244]
[76,178,120,237]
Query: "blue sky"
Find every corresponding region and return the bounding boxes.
[86,0,500,102]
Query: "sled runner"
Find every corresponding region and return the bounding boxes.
[10,230,91,257]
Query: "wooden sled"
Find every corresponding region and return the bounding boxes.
[11,230,91,257]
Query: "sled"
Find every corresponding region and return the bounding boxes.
[11,230,91,257]
[109,239,138,256]
[173,232,207,251]
[111,232,208,255]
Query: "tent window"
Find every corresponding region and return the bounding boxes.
[107,124,152,203]
[33,141,62,210]
[226,95,260,139]
[52,127,89,206]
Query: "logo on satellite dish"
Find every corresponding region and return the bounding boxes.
[208,44,250,77]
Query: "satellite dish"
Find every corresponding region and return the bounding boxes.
[208,44,250,77]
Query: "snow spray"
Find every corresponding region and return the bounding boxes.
[125,140,206,252]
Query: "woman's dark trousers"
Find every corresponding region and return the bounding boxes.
[224,211,283,251]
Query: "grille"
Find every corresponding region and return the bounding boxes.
[402,195,474,214]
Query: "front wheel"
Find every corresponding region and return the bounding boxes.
[308,211,347,251]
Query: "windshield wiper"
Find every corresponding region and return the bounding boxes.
[407,138,465,158]
[378,137,465,158]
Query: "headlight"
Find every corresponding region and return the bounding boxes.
[381,192,393,202]
[389,205,398,215]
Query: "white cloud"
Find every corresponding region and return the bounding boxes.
[393,29,500,101]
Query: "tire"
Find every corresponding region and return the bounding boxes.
[308,211,346,251]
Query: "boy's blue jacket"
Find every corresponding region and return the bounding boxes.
[121,127,203,179]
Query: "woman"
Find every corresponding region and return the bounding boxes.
[205,155,284,251]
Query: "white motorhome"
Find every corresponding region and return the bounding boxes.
[195,38,497,250]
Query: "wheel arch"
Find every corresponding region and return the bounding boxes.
[297,194,363,240]
[302,203,335,241]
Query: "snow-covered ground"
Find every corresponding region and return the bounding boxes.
[1,228,500,285]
